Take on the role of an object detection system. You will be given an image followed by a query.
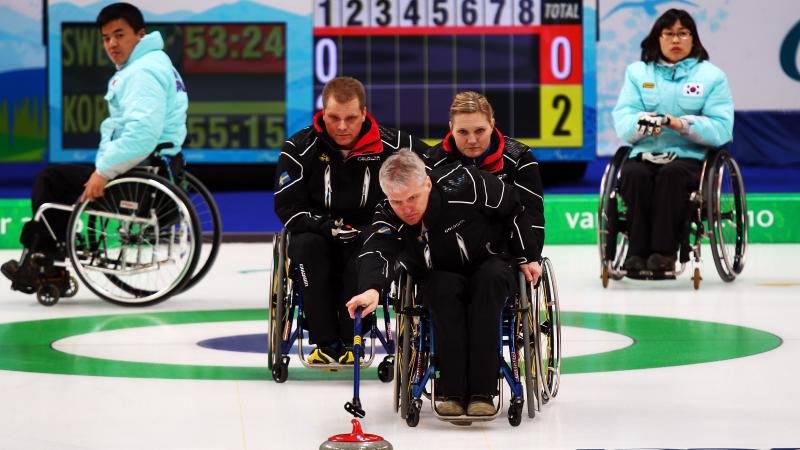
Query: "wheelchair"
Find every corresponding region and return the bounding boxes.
[598,146,747,289]
[15,147,221,307]
[268,229,396,383]
[392,258,561,427]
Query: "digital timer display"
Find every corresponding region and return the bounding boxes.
[59,22,286,157]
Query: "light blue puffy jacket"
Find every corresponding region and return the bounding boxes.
[96,31,188,179]
[612,57,733,160]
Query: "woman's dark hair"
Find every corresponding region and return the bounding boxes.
[640,8,709,63]
[96,2,145,32]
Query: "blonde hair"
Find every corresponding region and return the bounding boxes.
[379,149,427,194]
[449,91,494,123]
[322,76,366,110]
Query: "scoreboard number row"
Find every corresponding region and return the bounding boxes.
[316,0,543,27]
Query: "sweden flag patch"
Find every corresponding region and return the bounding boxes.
[278,171,290,187]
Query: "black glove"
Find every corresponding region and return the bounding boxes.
[636,114,670,137]
[330,219,360,244]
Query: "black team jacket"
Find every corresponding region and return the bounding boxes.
[274,111,428,234]
[357,163,539,293]
[425,128,545,261]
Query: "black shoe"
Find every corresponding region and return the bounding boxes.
[622,255,646,271]
[307,341,343,365]
[646,253,676,272]
[1,259,20,281]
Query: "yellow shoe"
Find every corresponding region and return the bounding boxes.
[338,350,355,364]
[338,345,365,364]
[307,346,337,364]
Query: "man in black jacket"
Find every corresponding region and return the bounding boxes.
[274,77,427,365]
[346,149,539,417]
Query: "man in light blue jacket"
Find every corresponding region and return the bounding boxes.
[2,2,188,292]
[611,8,733,273]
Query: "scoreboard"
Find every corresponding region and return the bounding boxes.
[312,0,595,161]
[46,1,594,164]
[60,23,287,155]
[47,1,312,165]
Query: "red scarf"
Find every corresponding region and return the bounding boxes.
[441,128,505,173]
[313,110,384,159]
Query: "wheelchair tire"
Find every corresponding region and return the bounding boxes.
[405,400,421,427]
[67,173,201,306]
[519,275,538,418]
[535,258,562,402]
[378,357,394,383]
[508,402,523,427]
[62,276,79,298]
[268,230,288,374]
[598,147,632,284]
[705,151,748,282]
[178,172,222,291]
[397,272,415,419]
[37,283,60,306]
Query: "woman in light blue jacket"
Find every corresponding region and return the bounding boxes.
[611,8,733,272]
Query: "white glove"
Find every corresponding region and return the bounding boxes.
[640,152,678,165]
[636,114,670,137]
[331,219,360,244]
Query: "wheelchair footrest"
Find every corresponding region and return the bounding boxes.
[625,269,677,281]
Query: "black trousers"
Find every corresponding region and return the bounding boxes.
[25,164,94,251]
[619,158,702,257]
[420,256,514,398]
[287,232,373,346]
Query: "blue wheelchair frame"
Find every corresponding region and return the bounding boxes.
[400,273,538,427]
[268,229,396,383]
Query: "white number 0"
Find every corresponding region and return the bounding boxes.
[550,36,571,80]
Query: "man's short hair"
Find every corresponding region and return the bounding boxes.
[379,149,427,194]
[322,76,366,110]
[96,2,145,32]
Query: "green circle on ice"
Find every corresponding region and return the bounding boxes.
[0,309,781,380]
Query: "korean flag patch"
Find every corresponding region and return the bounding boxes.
[683,83,703,96]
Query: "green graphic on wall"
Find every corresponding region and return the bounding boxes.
[0,95,48,161]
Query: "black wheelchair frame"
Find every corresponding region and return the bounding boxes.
[598,146,747,289]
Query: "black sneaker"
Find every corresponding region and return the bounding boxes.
[1,259,20,281]
[622,255,646,271]
[307,342,342,365]
[646,253,676,271]
[338,345,365,364]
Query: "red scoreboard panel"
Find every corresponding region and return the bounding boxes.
[313,0,585,153]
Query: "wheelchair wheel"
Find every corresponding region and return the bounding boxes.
[598,147,631,285]
[268,230,290,381]
[178,172,222,291]
[519,275,538,419]
[705,151,747,282]
[66,174,201,306]
[534,258,561,402]
[36,283,60,306]
[395,271,415,419]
